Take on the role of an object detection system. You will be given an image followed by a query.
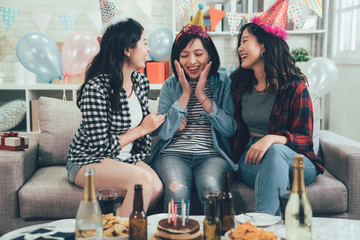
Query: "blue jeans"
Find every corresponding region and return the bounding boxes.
[152,153,232,213]
[239,136,317,215]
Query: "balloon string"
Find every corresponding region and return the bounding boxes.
[62,75,68,101]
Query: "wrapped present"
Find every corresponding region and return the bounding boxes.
[0,131,29,151]
[145,61,169,84]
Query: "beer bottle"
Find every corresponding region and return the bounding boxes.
[203,196,221,240]
[219,172,234,235]
[285,155,312,240]
[75,167,103,240]
[129,184,147,240]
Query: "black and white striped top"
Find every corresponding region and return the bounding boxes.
[162,80,217,155]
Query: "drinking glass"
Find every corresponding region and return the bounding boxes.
[97,188,119,216]
[278,187,290,223]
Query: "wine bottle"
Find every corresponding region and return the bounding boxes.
[75,166,103,240]
[218,172,234,235]
[129,184,147,240]
[204,195,221,240]
[285,155,312,240]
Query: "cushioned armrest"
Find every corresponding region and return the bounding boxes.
[319,130,360,219]
[0,133,39,223]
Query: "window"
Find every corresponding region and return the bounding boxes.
[331,0,360,64]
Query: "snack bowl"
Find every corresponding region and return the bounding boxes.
[224,230,232,240]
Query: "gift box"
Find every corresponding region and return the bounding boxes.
[145,61,169,84]
[0,132,29,151]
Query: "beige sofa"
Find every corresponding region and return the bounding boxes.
[1,96,360,235]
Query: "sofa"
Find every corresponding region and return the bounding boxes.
[1,96,360,235]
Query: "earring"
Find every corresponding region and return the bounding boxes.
[261,51,265,58]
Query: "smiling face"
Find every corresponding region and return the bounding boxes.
[179,38,210,81]
[238,28,265,71]
[127,32,150,70]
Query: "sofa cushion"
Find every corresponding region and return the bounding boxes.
[19,166,82,219]
[37,97,81,166]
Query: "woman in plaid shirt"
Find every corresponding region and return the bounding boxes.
[66,18,165,217]
[230,22,323,216]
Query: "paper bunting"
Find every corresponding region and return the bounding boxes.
[226,12,243,36]
[136,0,152,18]
[209,7,226,32]
[0,7,19,31]
[87,11,102,33]
[303,0,322,18]
[99,0,121,24]
[288,2,302,28]
[177,0,192,15]
[32,13,52,33]
[59,13,77,34]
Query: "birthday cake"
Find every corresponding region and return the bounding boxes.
[155,218,202,240]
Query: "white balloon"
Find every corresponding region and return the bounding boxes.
[302,57,338,98]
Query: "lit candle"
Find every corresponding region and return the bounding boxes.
[168,201,171,223]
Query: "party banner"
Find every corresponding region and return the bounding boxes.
[59,13,77,34]
[87,11,102,33]
[303,0,322,17]
[288,1,303,28]
[136,0,152,18]
[32,13,52,33]
[209,7,226,32]
[226,12,243,36]
[176,0,192,15]
[99,0,121,24]
[0,7,18,31]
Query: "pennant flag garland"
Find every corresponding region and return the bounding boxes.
[59,13,77,34]
[226,12,243,36]
[136,0,152,18]
[209,7,226,32]
[288,2,302,28]
[99,0,121,24]
[303,0,322,17]
[87,11,102,33]
[32,13,52,33]
[177,0,192,15]
[0,7,19,31]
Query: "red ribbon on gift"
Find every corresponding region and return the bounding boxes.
[0,131,25,147]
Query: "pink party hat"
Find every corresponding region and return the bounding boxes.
[252,0,289,39]
[99,0,121,25]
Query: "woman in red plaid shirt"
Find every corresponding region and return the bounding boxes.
[230,22,323,216]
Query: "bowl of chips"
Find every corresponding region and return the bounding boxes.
[225,221,277,240]
[102,214,129,240]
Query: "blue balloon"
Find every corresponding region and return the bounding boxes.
[148,28,173,61]
[16,33,62,83]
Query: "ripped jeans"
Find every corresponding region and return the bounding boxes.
[152,153,232,213]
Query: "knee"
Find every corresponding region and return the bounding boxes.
[263,144,288,166]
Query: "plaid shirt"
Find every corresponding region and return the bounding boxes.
[231,78,324,174]
[67,71,151,165]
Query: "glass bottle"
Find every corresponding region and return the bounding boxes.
[285,155,312,240]
[218,172,234,235]
[129,184,147,240]
[203,196,221,240]
[75,167,103,240]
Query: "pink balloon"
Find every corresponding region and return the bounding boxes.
[61,32,100,76]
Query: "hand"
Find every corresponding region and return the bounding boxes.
[245,135,273,165]
[140,113,166,134]
[195,61,212,101]
[177,116,187,132]
[174,60,192,96]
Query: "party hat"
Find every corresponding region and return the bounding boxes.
[99,0,121,25]
[175,3,209,43]
[252,0,289,39]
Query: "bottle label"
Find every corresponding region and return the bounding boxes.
[76,228,102,240]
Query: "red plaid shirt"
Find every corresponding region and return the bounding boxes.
[231,78,324,174]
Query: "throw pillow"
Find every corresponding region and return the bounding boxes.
[37,97,82,166]
[311,95,320,155]
[0,99,26,131]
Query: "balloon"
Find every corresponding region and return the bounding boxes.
[148,28,173,61]
[302,57,338,98]
[61,32,100,76]
[16,33,62,83]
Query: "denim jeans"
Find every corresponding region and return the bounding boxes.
[239,136,317,215]
[152,153,233,213]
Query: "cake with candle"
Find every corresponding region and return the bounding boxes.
[155,217,202,240]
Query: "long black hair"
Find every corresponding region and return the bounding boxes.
[170,34,220,80]
[77,18,144,111]
[230,23,307,94]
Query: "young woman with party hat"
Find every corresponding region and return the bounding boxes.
[148,4,237,213]
[230,0,323,215]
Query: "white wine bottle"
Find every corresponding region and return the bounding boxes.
[285,155,312,240]
[75,166,103,240]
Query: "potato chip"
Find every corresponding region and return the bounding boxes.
[229,221,276,240]
[102,215,129,238]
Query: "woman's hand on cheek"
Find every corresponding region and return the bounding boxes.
[174,60,192,96]
[195,61,212,100]
[245,135,273,165]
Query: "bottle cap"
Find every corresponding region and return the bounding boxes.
[134,184,143,190]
